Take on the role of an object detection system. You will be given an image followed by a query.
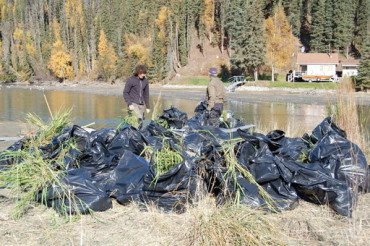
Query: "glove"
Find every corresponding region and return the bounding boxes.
[128,104,134,110]
[146,109,150,113]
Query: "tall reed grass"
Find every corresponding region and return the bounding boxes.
[0,110,83,219]
[328,77,368,151]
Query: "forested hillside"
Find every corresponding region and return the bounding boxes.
[0,0,368,82]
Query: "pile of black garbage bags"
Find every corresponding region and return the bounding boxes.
[1,105,369,217]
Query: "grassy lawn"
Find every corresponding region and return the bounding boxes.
[246,80,338,89]
[168,76,338,89]
[168,76,210,86]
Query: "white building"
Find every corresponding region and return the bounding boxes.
[340,58,360,77]
[297,53,338,76]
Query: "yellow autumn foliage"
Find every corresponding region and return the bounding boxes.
[48,40,74,80]
[0,40,2,72]
[13,27,23,42]
[26,43,36,56]
[265,6,297,71]
[65,0,84,29]
[155,6,168,41]
[25,31,36,56]
[97,30,117,81]
[98,30,108,56]
[124,33,151,65]
[52,19,61,41]
[203,0,214,30]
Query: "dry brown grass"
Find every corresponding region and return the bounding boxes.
[2,186,370,246]
[330,77,368,150]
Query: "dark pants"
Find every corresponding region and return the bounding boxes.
[207,103,223,125]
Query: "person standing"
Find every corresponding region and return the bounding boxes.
[206,67,226,125]
[123,64,150,120]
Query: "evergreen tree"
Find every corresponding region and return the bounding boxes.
[332,0,355,55]
[356,42,370,91]
[353,0,369,55]
[226,0,265,80]
[309,0,326,52]
[324,0,334,49]
[151,6,169,82]
[282,0,303,37]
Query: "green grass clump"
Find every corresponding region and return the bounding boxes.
[117,110,140,129]
[0,110,82,218]
[142,141,183,185]
[153,144,183,176]
[222,139,278,212]
[26,110,72,146]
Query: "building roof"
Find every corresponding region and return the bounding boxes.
[339,57,360,66]
[297,53,339,65]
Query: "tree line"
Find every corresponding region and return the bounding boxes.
[0,0,368,86]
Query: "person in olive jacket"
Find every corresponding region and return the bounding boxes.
[123,64,150,120]
[206,67,226,124]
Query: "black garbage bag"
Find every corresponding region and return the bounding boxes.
[103,150,150,204]
[158,106,188,129]
[0,139,26,169]
[266,129,310,161]
[140,120,176,139]
[260,178,299,211]
[194,100,207,113]
[77,128,120,174]
[140,142,201,212]
[218,171,267,209]
[62,148,81,170]
[187,111,209,128]
[183,130,222,157]
[139,120,178,149]
[209,160,282,211]
[310,117,347,144]
[309,131,368,191]
[41,168,112,214]
[79,137,119,175]
[108,124,147,156]
[88,128,117,146]
[236,134,299,210]
[280,157,353,216]
[40,125,90,160]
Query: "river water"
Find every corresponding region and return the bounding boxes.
[0,86,368,136]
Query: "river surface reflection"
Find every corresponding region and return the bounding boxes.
[0,86,368,135]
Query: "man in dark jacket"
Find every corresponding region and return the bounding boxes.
[123,64,150,120]
[206,67,226,125]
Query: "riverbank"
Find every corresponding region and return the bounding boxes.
[1,79,370,150]
[2,80,370,106]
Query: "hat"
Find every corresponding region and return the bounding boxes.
[208,67,217,76]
